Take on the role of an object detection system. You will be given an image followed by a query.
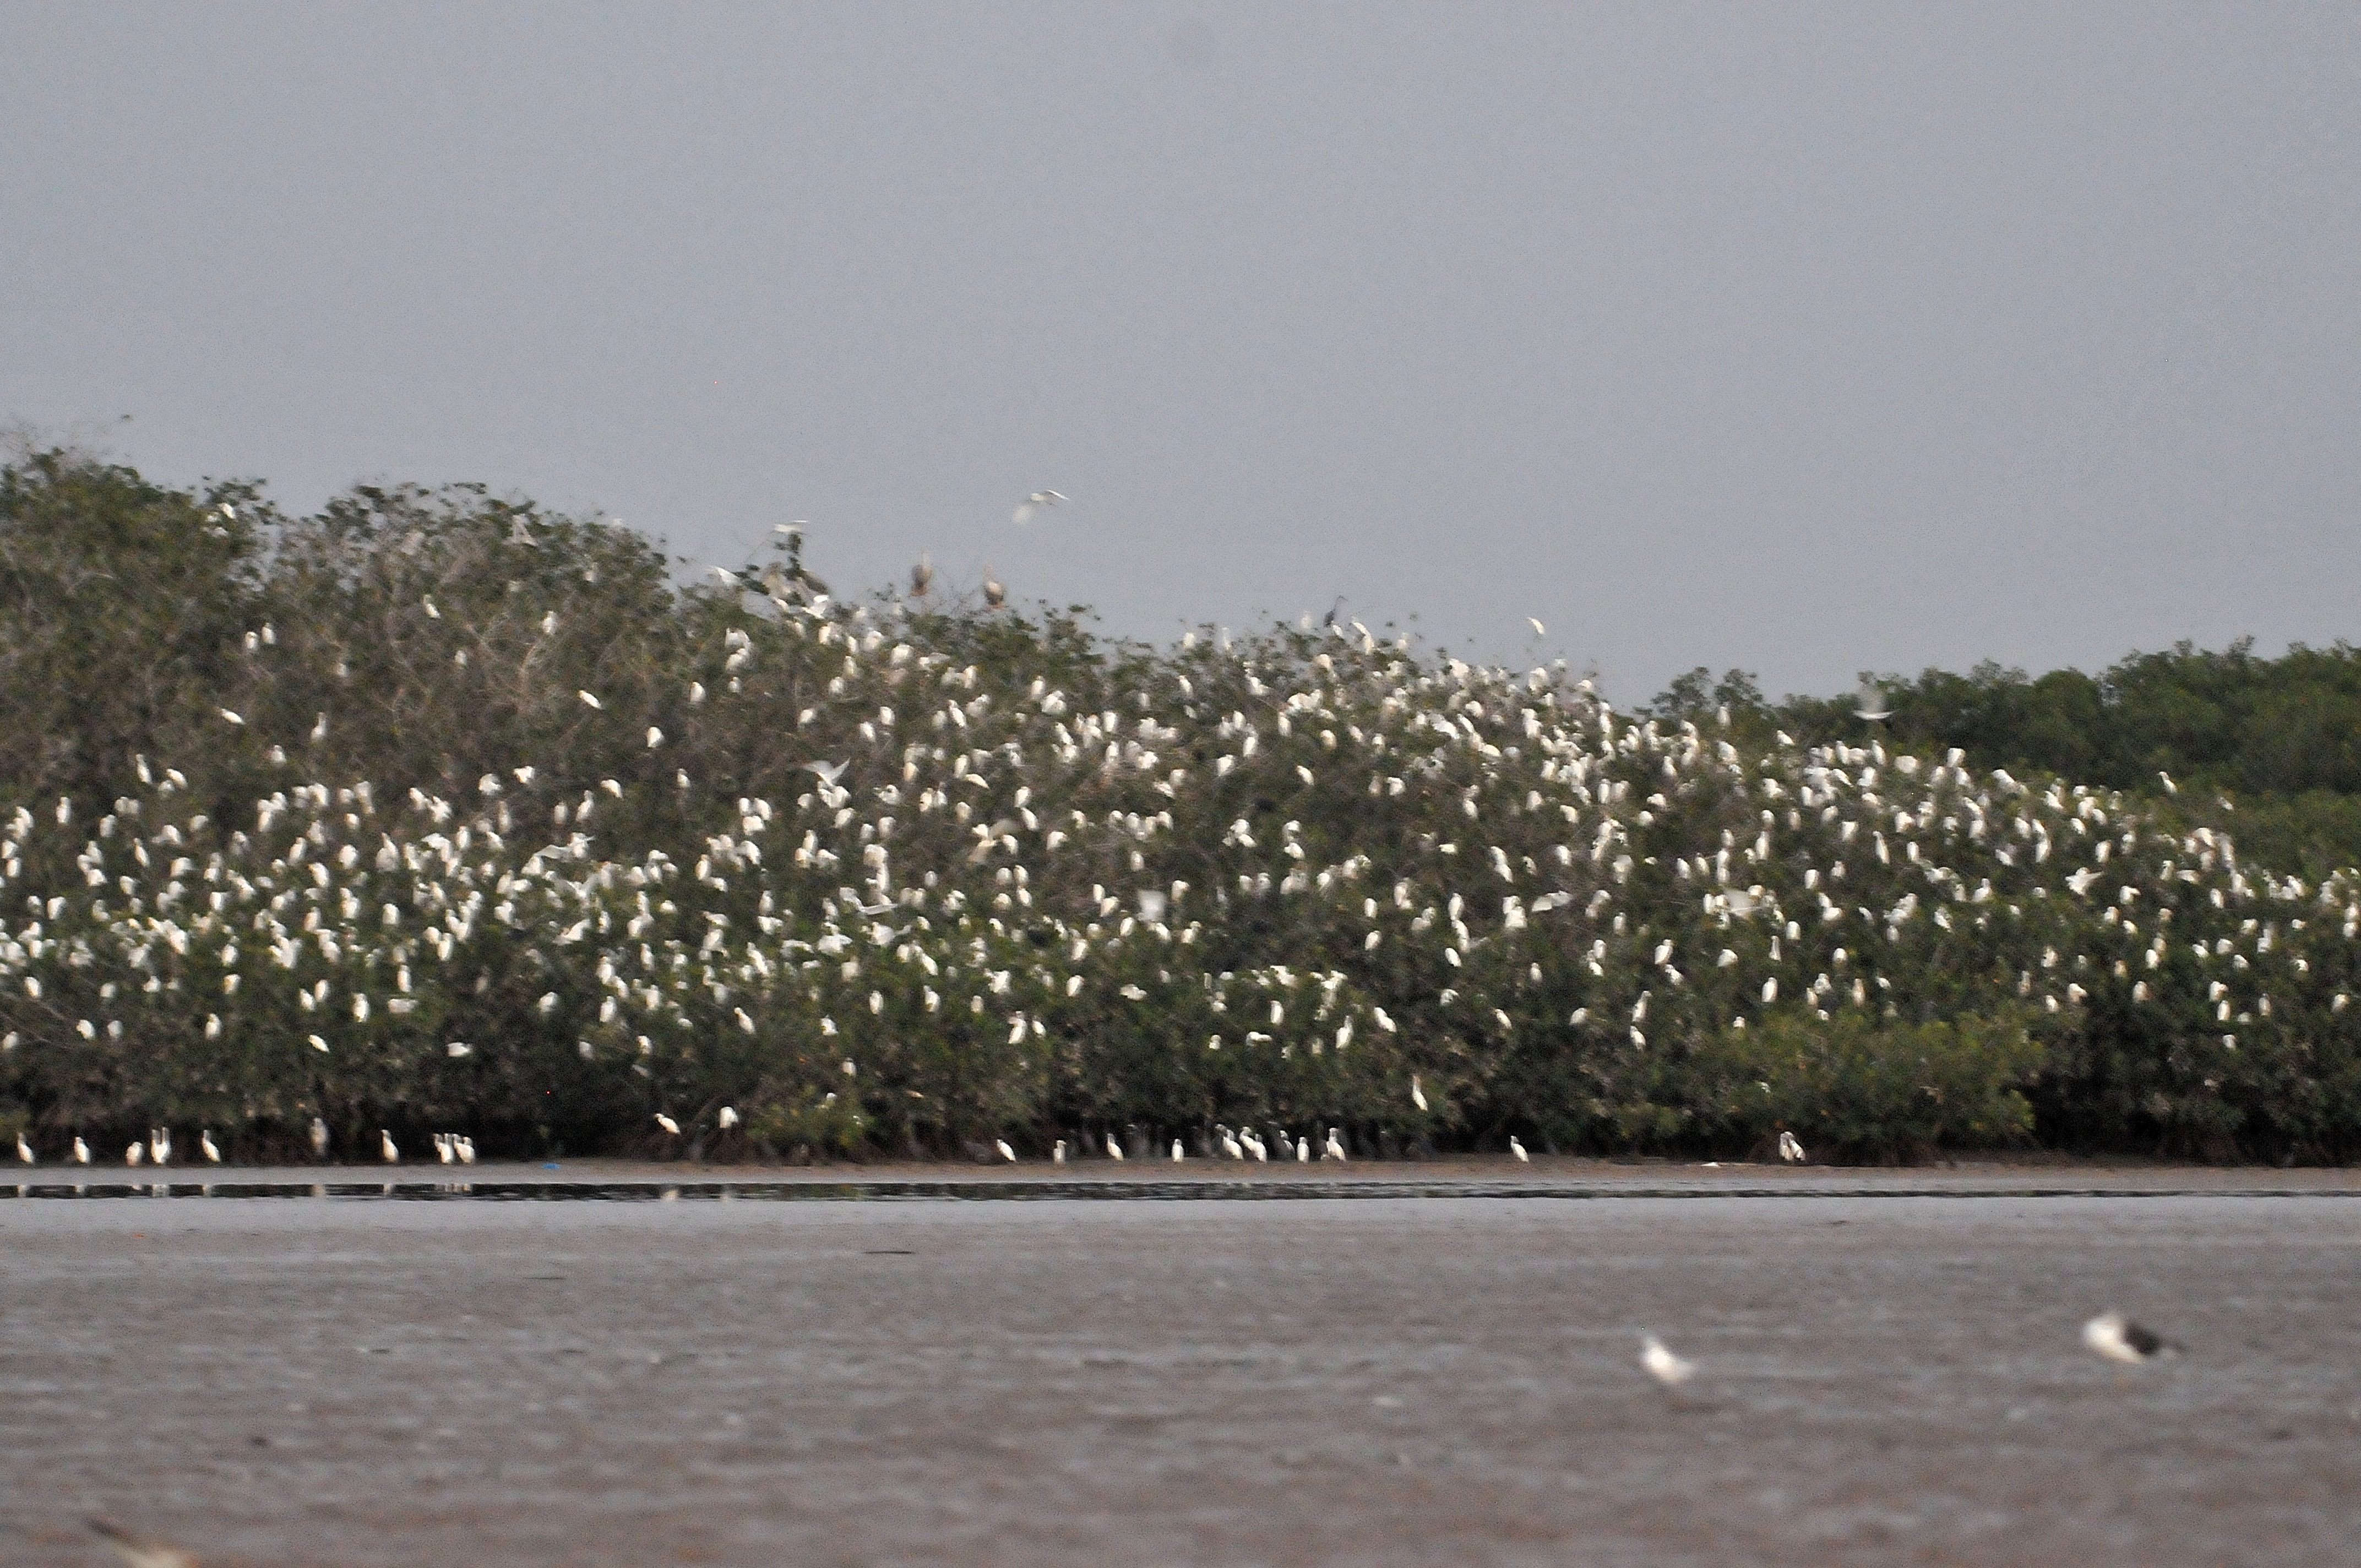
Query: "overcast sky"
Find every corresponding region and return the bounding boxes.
[5,4,2355,702]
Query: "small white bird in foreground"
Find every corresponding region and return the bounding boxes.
[87,1517,199,1568]
[995,1139,1017,1162]
[1509,1135,1530,1163]
[1641,1336,1695,1387]
[199,1130,220,1164]
[2083,1311,2175,1365]
[655,1113,681,1136]
[1013,489,1066,524]
[716,1106,740,1131]
[379,1130,399,1164]
[1777,1130,1805,1163]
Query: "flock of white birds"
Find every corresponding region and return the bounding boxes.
[3,563,2358,1163]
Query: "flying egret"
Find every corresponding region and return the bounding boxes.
[86,1517,199,1568]
[1528,618,1546,638]
[1641,1336,1695,1387]
[2083,1311,2174,1365]
[984,573,1007,610]
[1013,489,1066,525]
[1854,677,1892,724]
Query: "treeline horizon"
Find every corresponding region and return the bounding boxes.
[3,447,2358,1166]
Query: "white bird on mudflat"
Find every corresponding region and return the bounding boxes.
[73,1136,91,1164]
[149,1128,170,1166]
[2083,1311,2175,1365]
[995,1139,1017,1162]
[1778,1130,1805,1163]
[1053,1139,1067,1165]
[199,1130,220,1164]
[1105,1133,1125,1161]
[1171,1140,1185,1162]
[126,1143,143,1167]
[1509,1135,1530,1163]
[655,1113,681,1136]
[1245,1131,1268,1162]
[1296,1136,1310,1162]
[1013,489,1065,525]
[456,1136,476,1165]
[379,1129,399,1164]
[87,1517,198,1568]
[1324,1127,1347,1161]
[716,1106,740,1131]
[433,1134,454,1164]
[1641,1335,1695,1387]
[1220,1126,1245,1160]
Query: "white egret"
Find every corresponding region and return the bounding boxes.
[2083,1311,2174,1364]
[200,1129,221,1164]
[379,1130,399,1163]
[1013,489,1065,524]
[655,1113,682,1136]
[1777,1130,1804,1163]
[1509,1135,1529,1163]
[995,1138,1017,1162]
[1641,1336,1695,1387]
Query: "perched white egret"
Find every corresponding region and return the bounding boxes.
[1410,1075,1428,1113]
[379,1129,399,1164]
[655,1113,681,1136]
[1052,1139,1067,1165]
[2083,1311,2174,1364]
[1641,1335,1695,1387]
[199,1130,220,1164]
[1509,1135,1530,1163]
[73,1136,91,1165]
[995,1138,1017,1162]
[1220,1126,1244,1160]
[433,1134,454,1164]
[1171,1139,1184,1162]
[1324,1128,1347,1161]
[15,1132,32,1164]
[457,1136,476,1165]
[1106,1135,1125,1162]
[717,1106,740,1131]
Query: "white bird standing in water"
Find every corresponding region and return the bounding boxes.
[200,1130,220,1164]
[1013,489,1065,525]
[1509,1135,1530,1163]
[379,1129,399,1164]
[1641,1335,1695,1387]
[2083,1311,2175,1364]
[1777,1130,1804,1163]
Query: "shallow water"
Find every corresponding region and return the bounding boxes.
[5,1184,2358,1565]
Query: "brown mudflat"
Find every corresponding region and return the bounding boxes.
[3,1166,2357,1565]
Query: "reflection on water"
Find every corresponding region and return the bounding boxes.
[6,1178,2358,1202]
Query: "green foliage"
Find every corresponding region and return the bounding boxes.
[4,448,2360,1167]
[1691,1009,2042,1162]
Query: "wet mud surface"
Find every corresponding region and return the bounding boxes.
[4,1172,2358,1565]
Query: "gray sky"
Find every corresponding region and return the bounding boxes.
[6,3,2356,704]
